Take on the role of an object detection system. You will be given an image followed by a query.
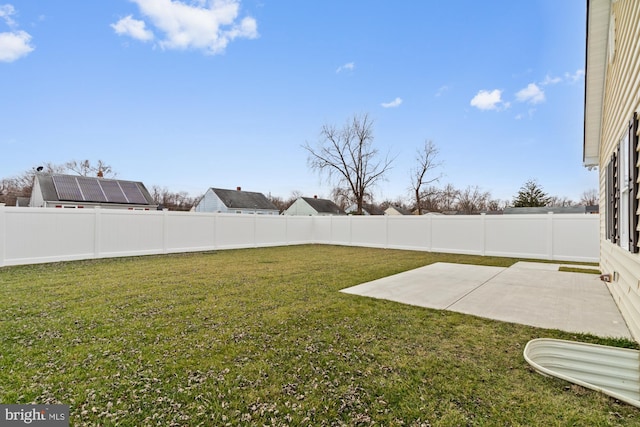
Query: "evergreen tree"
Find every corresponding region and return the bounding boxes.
[512,179,551,207]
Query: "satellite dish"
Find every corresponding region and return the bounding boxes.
[36,166,44,172]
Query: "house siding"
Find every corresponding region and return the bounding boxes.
[283,198,317,216]
[194,189,226,213]
[598,0,640,340]
[194,188,279,214]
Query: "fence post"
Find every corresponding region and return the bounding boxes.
[93,206,102,259]
[481,213,486,256]
[547,212,554,260]
[163,208,169,254]
[0,204,5,267]
[212,213,218,250]
[385,214,389,249]
[427,214,432,251]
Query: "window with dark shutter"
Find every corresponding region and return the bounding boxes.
[606,152,616,242]
[630,114,639,253]
[606,114,640,253]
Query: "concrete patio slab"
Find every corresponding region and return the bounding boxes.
[341,262,505,310]
[341,262,631,339]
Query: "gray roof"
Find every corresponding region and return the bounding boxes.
[504,206,596,215]
[211,188,278,211]
[387,205,412,215]
[34,173,156,206]
[302,197,345,214]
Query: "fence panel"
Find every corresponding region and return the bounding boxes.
[350,216,388,248]
[165,211,216,253]
[431,216,484,255]
[484,214,549,259]
[99,209,164,257]
[0,205,600,267]
[4,208,96,265]
[552,214,600,262]
[386,215,431,251]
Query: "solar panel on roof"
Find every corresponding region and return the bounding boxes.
[52,175,83,201]
[77,177,107,202]
[100,180,128,203]
[119,181,148,204]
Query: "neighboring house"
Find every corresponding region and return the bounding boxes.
[29,173,157,210]
[503,206,599,215]
[345,203,385,215]
[385,205,412,215]
[15,197,30,207]
[583,0,640,340]
[193,187,279,214]
[283,196,345,216]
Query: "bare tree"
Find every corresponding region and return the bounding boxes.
[330,187,353,211]
[410,140,442,215]
[486,198,506,212]
[456,185,490,214]
[417,185,442,213]
[303,113,394,215]
[548,196,576,207]
[439,183,459,212]
[580,189,599,206]
[150,186,199,211]
[65,159,115,178]
[267,191,301,213]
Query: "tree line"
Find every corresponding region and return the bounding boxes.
[1,113,598,213]
[303,113,598,214]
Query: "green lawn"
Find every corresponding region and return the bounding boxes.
[0,245,637,426]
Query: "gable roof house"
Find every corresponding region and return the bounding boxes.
[283,196,345,216]
[583,0,640,340]
[29,173,157,210]
[385,205,412,216]
[193,187,279,215]
[345,203,386,215]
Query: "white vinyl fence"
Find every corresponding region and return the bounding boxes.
[0,205,600,267]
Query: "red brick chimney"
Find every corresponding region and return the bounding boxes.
[314,195,317,199]
[237,186,241,191]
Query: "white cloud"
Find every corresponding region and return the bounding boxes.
[540,74,562,86]
[336,62,354,73]
[0,4,16,27]
[516,83,545,104]
[515,108,537,120]
[381,97,402,108]
[0,5,34,62]
[114,0,258,55]
[470,89,504,111]
[565,69,585,83]
[0,30,33,62]
[112,15,154,41]
[435,85,449,97]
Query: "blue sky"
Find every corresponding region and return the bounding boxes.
[1,0,592,204]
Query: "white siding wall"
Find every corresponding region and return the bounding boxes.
[29,178,45,208]
[194,189,227,213]
[0,206,598,267]
[283,199,316,216]
[598,0,640,341]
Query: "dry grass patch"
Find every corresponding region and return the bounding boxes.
[0,245,637,426]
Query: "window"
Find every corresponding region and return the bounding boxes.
[606,114,639,252]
